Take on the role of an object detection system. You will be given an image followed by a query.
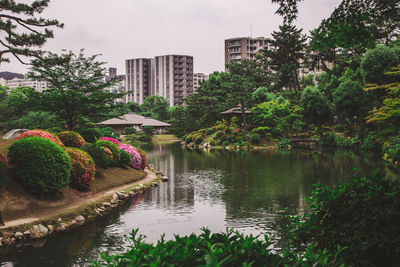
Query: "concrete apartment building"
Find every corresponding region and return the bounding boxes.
[105,67,126,103]
[125,55,194,107]
[4,77,49,93]
[225,37,268,70]
[193,73,208,91]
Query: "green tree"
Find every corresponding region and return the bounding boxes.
[0,0,63,67]
[18,110,60,130]
[301,86,333,136]
[264,23,307,101]
[141,95,169,121]
[127,101,142,114]
[28,50,127,130]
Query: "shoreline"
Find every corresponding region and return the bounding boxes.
[0,169,168,251]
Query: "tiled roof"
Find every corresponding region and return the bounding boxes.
[100,113,170,127]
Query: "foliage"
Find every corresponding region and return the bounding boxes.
[277,138,292,150]
[57,131,85,148]
[99,137,121,147]
[250,133,261,144]
[27,50,128,130]
[194,135,203,145]
[119,150,131,167]
[18,111,61,131]
[360,45,400,85]
[96,140,120,164]
[123,127,137,135]
[205,128,214,136]
[301,86,333,135]
[77,128,102,143]
[136,148,147,170]
[0,152,9,188]
[82,143,110,169]
[16,129,63,146]
[102,147,113,163]
[251,99,304,137]
[118,144,142,170]
[141,96,170,121]
[382,136,400,171]
[320,133,337,148]
[8,137,71,194]
[209,139,216,146]
[215,130,223,139]
[291,172,400,266]
[185,134,194,144]
[0,0,63,65]
[65,148,95,191]
[334,135,360,149]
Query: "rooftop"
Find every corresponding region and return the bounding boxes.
[100,113,171,127]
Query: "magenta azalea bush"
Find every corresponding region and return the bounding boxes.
[16,130,63,146]
[119,144,142,169]
[99,137,121,146]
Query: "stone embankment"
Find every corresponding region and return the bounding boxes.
[0,170,170,251]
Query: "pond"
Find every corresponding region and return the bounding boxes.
[0,143,384,266]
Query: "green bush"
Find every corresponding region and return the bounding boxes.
[77,128,102,143]
[96,140,120,164]
[123,127,137,135]
[320,132,336,147]
[8,137,71,194]
[205,128,214,135]
[383,136,400,171]
[82,143,110,169]
[332,124,345,133]
[94,228,344,266]
[335,135,360,149]
[278,138,292,150]
[57,131,86,148]
[194,135,203,145]
[360,134,378,151]
[215,130,224,139]
[119,149,132,167]
[185,134,194,143]
[291,172,400,266]
[250,133,261,144]
[209,139,216,146]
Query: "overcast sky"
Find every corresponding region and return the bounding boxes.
[3,0,341,75]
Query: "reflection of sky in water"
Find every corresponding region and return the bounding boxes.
[0,144,384,266]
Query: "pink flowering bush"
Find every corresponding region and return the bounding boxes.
[119,144,142,169]
[102,147,114,162]
[99,137,121,146]
[0,152,8,169]
[65,148,96,191]
[16,130,63,146]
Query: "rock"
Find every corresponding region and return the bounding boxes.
[57,218,62,222]
[95,210,102,216]
[47,225,54,234]
[23,230,31,236]
[30,224,49,240]
[156,171,163,176]
[117,191,128,199]
[152,182,159,187]
[110,200,117,205]
[69,220,77,226]
[161,176,169,182]
[112,193,119,201]
[102,202,111,208]
[57,223,67,231]
[0,237,3,247]
[14,232,23,239]
[129,191,135,197]
[75,215,85,224]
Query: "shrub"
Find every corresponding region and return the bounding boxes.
[185,134,194,143]
[57,131,86,148]
[360,134,378,151]
[136,148,147,170]
[194,135,203,145]
[65,148,95,191]
[278,138,292,150]
[383,136,400,171]
[102,147,113,162]
[96,140,120,164]
[82,143,110,169]
[8,137,71,194]
[209,139,216,146]
[0,153,9,188]
[215,130,224,139]
[332,124,345,133]
[123,127,137,135]
[119,149,132,167]
[77,128,102,143]
[320,132,336,147]
[291,172,400,266]
[335,136,360,149]
[119,144,142,169]
[99,137,121,147]
[250,133,261,144]
[16,130,63,146]
[205,128,214,135]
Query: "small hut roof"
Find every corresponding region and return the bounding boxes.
[100,113,170,127]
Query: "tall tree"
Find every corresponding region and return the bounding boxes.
[28,50,127,130]
[141,95,169,121]
[0,0,63,67]
[264,23,307,101]
[271,0,303,24]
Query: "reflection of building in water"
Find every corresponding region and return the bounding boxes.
[146,144,194,208]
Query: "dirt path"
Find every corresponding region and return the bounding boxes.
[0,169,157,230]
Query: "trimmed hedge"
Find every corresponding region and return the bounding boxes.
[97,140,120,164]
[58,131,85,148]
[136,147,147,170]
[65,148,95,191]
[77,128,102,143]
[8,137,71,194]
[102,147,114,162]
[250,133,261,144]
[119,149,132,167]
[82,143,110,169]
[16,130,63,146]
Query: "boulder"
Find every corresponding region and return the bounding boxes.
[14,232,23,239]
[75,215,85,224]
[29,224,49,239]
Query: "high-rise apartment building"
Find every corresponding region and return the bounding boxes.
[224,37,268,70]
[193,73,208,91]
[125,58,152,104]
[126,55,193,107]
[5,77,49,93]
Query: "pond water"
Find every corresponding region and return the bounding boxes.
[0,143,384,266]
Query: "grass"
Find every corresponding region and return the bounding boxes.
[151,134,180,144]
[0,137,15,154]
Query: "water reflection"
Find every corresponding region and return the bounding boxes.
[0,144,384,266]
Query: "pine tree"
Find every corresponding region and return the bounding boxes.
[0,0,63,67]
